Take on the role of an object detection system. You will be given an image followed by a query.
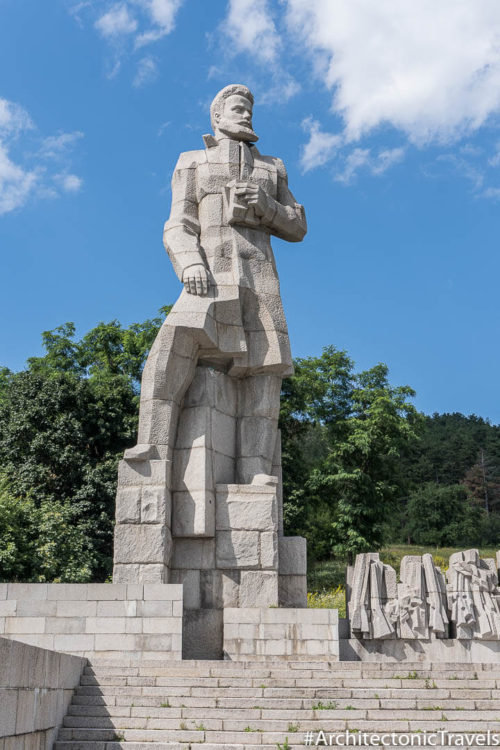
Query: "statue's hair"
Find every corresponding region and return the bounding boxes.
[210,84,254,132]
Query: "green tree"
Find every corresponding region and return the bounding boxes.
[404,483,483,546]
[0,308,170,582]
[401,412,500,486]
[462,449,500,514]
[0,474,93,582]
[280,347,421,561]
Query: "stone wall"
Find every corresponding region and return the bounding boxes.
[0,583,183,660]
[0,636,85,749]
[223,607,339,660]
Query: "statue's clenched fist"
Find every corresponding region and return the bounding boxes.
[234,181,269,217]
[183,263,209,295]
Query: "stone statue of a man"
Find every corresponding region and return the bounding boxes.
[126,84,307,484]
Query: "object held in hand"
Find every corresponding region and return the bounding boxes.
[223,179,260,226]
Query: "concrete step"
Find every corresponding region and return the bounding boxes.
[62,709,500,729]
[56,724,500,742]
[64,704,492,721]
[52,747,469,750]
[70,696,498,714]
[72,684,500,701]
[54,746,464,750]
[56,660,500,750]
[87,655,500,676]
[83,666,500,680]
[78,673,500,689]
[54,747,312,750]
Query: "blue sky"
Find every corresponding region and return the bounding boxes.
[2,0,500,421]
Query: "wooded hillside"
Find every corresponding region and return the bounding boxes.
[1,308,498,582]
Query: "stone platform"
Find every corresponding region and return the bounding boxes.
[341,637,500,662]
[0,583,183,660]
[224,607,339,660]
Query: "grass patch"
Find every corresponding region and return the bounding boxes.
[307,586,345,616]
[378,545,497,576]
[312,700,338,710]
[307,545,498,619]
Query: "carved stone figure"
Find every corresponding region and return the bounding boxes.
[447,549,500,639]
[112,85,307,655]
[349,552,449,640]
[349,553,398,639]
[398,554,448,639]
[126,83,306,476]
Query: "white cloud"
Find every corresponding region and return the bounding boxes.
[39,131,84,159]
[221,0,281,63]
[334,148,370,184]
[79,0,184,81]
[436,153,485,191]
[488,142,500,167]
[301,114,405,181]
[259,74,300,106]
[0,99,33,136]
[335,147,405,184]
[300,117,342,172]
[55,173,83,193]
[216,0,300,109]
[286,0,500,145]
[483,187,500,200]
[135,0,184,47]
[371,147,405,175]
[95,3,138,37]
[0,97,83,216]
[0,143,38,215]
[133,55,159,87]
[157,120,170,136]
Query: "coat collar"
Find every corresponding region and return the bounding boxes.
[202,133,260,157]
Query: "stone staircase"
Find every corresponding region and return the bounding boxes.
[54,660,500,749]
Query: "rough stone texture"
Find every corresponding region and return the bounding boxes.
[278,536,307,607]
[398,553,448,640]
[0,636,85,748]
[216,529,260,569]
[216,485,277,531]
[340,636,500,662]
[113,459,172,583]
[348,552,449,641]
[112,84,307,586]
[447,548,500,639]
[279,536,307,575]
[349,553,397,640]
[1,584,183,660]
[171,480,285,656]
[113,523,172,566]
[183,609,223,660]
[346,549,500,644]
[239,571,278,607]
[279,573,307,608]
[223,607,339,661]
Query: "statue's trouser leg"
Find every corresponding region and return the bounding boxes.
[236,373,282,484]
[137,323,198,460]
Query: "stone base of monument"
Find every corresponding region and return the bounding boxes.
[0,583,183,660]
[340,637,500,662]
[223,607,339,660]
[112,364,309,658]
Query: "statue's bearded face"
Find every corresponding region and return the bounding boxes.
[216,94,258,142]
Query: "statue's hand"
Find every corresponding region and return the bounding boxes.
[183,264,209,295]
[235,181,268,217]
